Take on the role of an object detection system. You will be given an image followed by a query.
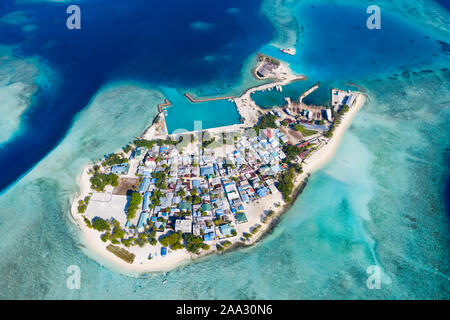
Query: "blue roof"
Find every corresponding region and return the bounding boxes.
[141,170,152,177]
[137,211,149,229]
[192,180,201,187]
[257,187,268,198]
[138,178,151,193]
[111,164,128,175]
[200,166,214,177]
[203,233,214,241]
[142,192,151,211]
[219,224,232,235]
[161,247,167,256]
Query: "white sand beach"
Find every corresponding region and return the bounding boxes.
[70,73,366,275]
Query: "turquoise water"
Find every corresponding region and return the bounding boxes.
[0,0,449,299]
[162,87,241,133]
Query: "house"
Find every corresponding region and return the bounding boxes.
[111,164,129,175]
[257,187,268,198]
[137,211,149,230]
[175,219,192,233]
[200,166,214,177]
[344,94,355,107]
[178,201,190,212]
[138,178,151,193]
[142,192,151,211]
[235,212,248,224]
[203,232,214,242]
[201,203,212,214]
[219,224,232,236]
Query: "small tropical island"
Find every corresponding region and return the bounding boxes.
[71,55,366,274]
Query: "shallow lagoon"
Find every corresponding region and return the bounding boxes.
[0,0,448,299]
[162,87,241,133]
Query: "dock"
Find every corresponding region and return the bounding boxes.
[184,93,235,103]
[157,99,172,113]
[299,81,320,104]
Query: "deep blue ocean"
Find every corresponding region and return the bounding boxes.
[0,0,449,299]
[0,0,272,190]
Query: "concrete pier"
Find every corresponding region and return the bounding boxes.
[184,93,235,103]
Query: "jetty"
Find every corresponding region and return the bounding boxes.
[157,99,172,113]
[184,93,235,103]
[299,81,320,104]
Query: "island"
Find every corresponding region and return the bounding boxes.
[70,55,366,274]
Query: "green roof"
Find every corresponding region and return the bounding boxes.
[178,201,190,211]
[201,203,212,212]
[235,212,248,223]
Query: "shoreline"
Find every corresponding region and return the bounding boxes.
[69,52,366,276]
[69,92,366,276]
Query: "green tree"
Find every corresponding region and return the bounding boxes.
[92,217,110,232]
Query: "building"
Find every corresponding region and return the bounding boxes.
[175,219,192,233]
[344,94,355,107]
[235,212,248,224]
[200,166,214,177]
[111,164,129,175]
[142,192,151,211]
[137,211,149,230]
[219,224,232,236]
[138,178,151,193]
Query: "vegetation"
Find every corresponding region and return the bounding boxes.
[251,224,262,235]
[134,138,178,149]
[83,216,93,229]
[294,124,317,137]
[222,240,232,248]
[276,167,296,202]
[100,232,110,242]
[92,217,110,232]
[90,172,119,192]
[202,136,216,149]
[183,234,205,254]
[102,153,128,167]
[243,232,252,240]
[324,104,349,138]
[106,244,135,264]
[282,144,302,163]
[257,53,280,66]
[291,162,303,174]
[159,231,183,250]
[126,191,143,220]
[110,225,126,242]
[254,114,277,135]
[77,195,91,213]
[123,144,132,154]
